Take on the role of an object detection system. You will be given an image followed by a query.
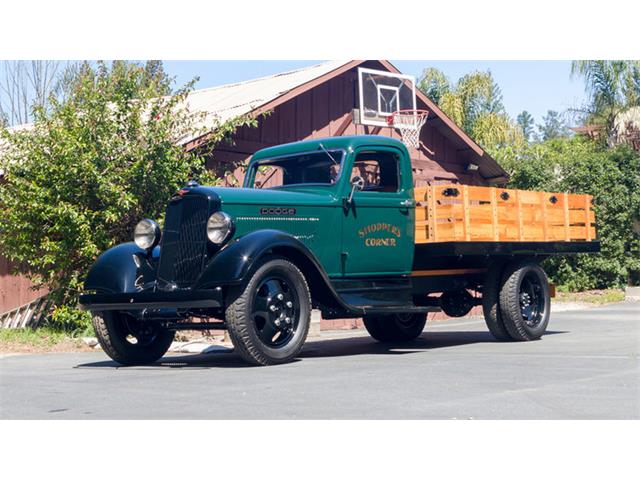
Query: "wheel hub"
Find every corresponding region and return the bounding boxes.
[518,273,544,327]
[252,276,298,347]
[123,317,159,346]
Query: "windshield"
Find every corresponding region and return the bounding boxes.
[250,150,343,189]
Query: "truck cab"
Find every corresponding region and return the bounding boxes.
[241,136,416,277]
[79,136,599,366]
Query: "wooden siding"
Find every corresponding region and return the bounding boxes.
[0,256,46,314]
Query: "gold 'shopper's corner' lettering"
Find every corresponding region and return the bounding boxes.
[359,222,402,247]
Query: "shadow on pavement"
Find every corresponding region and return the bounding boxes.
[74,329,567,370]
[302,329,566,358]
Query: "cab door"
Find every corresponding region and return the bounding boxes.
[340,147,415,276]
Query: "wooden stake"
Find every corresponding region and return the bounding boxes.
[428,185,437,242]
[516,190,524,241]
[491,187,499,241]
[541,191,548,241]
[462,185,470,241]
[585,195,592,241]
[563,192,570,241]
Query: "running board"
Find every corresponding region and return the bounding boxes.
[360,305,440,315]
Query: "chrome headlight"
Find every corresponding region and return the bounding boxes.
[207,212,233,245]
[134,219,161,250]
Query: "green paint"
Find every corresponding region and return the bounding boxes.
[216,136,416,278]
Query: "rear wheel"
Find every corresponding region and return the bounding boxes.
[482,263,512,341]
[363,313,427,342]
[92,311,175,365]
[225,257,311,366]
[499,260,550,341]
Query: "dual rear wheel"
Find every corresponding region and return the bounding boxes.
[482,260,550,341]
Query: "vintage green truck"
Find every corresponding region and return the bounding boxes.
[79,136,599,366]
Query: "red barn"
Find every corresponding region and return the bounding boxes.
[1,60,508,321]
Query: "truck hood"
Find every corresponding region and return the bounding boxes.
[206,186,339,207]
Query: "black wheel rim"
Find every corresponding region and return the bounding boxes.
[394,313,415,329]
[251,275,299,348]
[122,315,160,347]
[519,272,545,327]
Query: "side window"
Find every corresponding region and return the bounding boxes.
[351,151,400,192]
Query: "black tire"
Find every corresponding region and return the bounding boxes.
[363,313,427,342]
[482,263,512,341]
[225,257,311,366]
[92,311,175,365]
[499,260,551,341]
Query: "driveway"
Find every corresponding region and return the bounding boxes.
[1,302,638,419]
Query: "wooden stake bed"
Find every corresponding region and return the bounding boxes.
[414,184,596,244]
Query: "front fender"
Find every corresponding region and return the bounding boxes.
[84,242,158,294]
[194,230,324,289]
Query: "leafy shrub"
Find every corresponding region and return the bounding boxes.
[0,61,255,306]
[496,137,640,290]
[48,305,92,336]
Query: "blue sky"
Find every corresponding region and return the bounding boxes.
[163,60,588,127]
[0,60,588,128]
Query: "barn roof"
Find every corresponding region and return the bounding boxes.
[179,60,350,145]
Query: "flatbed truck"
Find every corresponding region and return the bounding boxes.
[79,136,599,365]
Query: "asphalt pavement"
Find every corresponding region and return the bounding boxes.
[1,302,638,419]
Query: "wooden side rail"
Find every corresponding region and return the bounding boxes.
[414,184,596,244]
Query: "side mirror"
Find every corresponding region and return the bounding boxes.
[348,176,365,204]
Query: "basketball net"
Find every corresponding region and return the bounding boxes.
[387,109,429,149]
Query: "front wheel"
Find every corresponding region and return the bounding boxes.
[225,257,311,366]
[92,311,175,365]
[363,313,427,342]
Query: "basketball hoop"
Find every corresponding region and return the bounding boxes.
[387,109,429,149]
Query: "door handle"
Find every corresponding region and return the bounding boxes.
[400,199,414,207]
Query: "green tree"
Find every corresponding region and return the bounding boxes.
[0,61,255,306]
[417,68,524,153]
[538,110,571,140]
[143,60,173,96]
[517,110,535,141]
[455,71,504,132]
[571,60,640,141]
[417,67,450,105]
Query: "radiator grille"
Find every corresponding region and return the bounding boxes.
[157,195,209,288]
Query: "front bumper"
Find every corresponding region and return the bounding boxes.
[79,289,223,312]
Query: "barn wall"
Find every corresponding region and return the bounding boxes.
[0,256,46,313]
[208,68,485,187]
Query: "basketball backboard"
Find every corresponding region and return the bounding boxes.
[357,67,417,127]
